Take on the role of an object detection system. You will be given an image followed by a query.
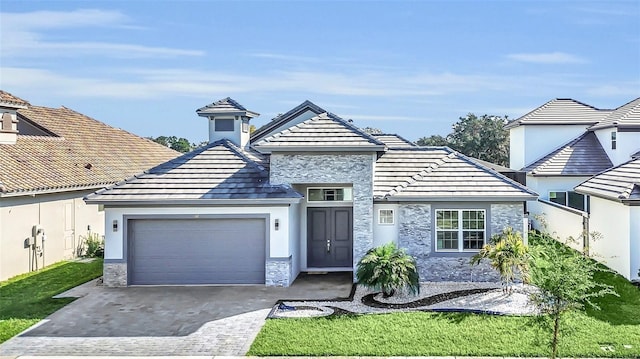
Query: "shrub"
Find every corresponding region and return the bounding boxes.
[78,231,104,258]
[471,227,529,293]
[356,243,420,297]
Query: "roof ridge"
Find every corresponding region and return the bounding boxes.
[385,150,455,197]
[219,139,268,175]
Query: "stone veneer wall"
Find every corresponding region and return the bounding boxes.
[265,258,292,286]
[103,262,127,287]
[269,153,374,282]
[398,202,524,282]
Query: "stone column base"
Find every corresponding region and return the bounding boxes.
[266,258,292,287]
[103,262,127,287]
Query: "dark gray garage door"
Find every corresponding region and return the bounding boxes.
[128,218,266,285]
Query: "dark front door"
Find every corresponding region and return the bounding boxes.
[307,207,353,267]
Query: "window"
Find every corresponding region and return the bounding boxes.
[611,131,617,150]
[307,188,353,202]
[435,209,485,252]
[378,209,394,225]
[215,118,234,132]
[549,191,587,211]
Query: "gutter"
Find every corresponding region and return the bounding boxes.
[84,197,304,206]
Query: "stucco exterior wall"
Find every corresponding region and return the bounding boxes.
[0,190,105,281]
[373,203,399,247]
[518,125,590,169]
[594,129,640,167]
[530,200,586,251]
[588,196,632,279]
[270,153,375,272]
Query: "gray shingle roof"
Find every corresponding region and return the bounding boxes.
[575,158,640,204]
[371,133,416,148]
[85,139,301,204]
[505,98,610,129]
[375,148,537,201]
[589,97,640,130]
[521,132,613,176]
[251,100,326,142]
[196,97,259,117]
[252,112,386,152]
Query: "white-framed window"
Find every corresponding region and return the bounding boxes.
[378,209,394,225]
[611,131,617,150]
[215,118,234,132]
[435,209,486,252]
[307,187,353,202]
[549,191,587,211]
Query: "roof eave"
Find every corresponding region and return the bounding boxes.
[84,197,304,206]
[253,145,386,153]
[1,184,111,198]
[378,195,538,202]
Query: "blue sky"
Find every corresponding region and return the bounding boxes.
[1,1,638,143]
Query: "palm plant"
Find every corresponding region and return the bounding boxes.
[356,243,420,297]
[471,227,530,293]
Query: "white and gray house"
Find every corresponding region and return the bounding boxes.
[86,98,537,287]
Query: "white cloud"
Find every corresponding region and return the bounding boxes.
[506,52,587,64]
[0,9,204,59]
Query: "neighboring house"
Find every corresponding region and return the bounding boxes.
[0,90,179,281]
[506,97,640,280]
[86,98,536,287]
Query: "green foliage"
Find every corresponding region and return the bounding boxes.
[0,259,103,343]
[149,135,194,153]
[471,227,529,293]
[360,126,382,134]
[416,134,448,146]
[78,231,104,258]
[448,113,509,166]
[356,243,419,297]
[528,232,619,359]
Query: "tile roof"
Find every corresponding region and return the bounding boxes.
[589,97,640,130]
[85,139,301,204]
[0,90,30,108]
[521,131,613,176]
[251,100,327,142]
[370,133,416,148]
[196,97,259,117]
[575,158,640,204]
[505,98,610,129]
[374,148,537,200]
[252,112,386,151]
[0,105,179,196]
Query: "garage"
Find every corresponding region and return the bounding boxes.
[128,218,266,285]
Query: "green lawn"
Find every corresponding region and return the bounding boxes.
[0,259,103,343]
[249,238,640,357]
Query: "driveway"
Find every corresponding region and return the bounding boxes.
[0,272,352,356]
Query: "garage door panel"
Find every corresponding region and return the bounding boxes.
[129,218,265,285]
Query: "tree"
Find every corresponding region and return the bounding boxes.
[528,233,617,359]
[356,243,420,298]
[149,136,194,153]
[361,126,382,134]
[447,114,509,166]
[416,134,448,146]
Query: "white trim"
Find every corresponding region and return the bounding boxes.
[435,209,486,253]
[306,186,353,203]
[378,208,394,225]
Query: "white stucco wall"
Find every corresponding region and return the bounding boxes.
[526,175,589,215]
[588,196,631,279]
[529,200,586,252]
[102,205,292,261]
[0,190,105,281]
[519,125,590,168]
[630,206,640,280]
[509,126,525,170]
[288,202,301,279]
[207,116,251,147]
[594,128,640,166]
[372,203,399,247]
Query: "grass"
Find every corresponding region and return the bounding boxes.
[249,235,640,357]
[0,259,103,343]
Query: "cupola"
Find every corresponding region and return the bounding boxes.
[196,97,259,148]
[0,90,29,145]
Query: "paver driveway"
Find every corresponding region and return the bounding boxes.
[0,273,352,356]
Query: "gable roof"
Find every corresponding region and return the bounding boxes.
[589,97,640,130]
[0,90,30,108]
[195,97,259,117]
[252,112,386,152]
[521,131,613,176]
[251,100,327,142]
[370,133,416,148]
[505,98,610,129]
[375,147,537,201]
[0,105,179,197]
[85,139,301,205]
[575,158,640,205]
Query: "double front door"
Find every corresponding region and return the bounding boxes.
[307,207,353,268]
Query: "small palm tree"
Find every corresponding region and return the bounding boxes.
[356,243,420,297]
[471,227,530,294]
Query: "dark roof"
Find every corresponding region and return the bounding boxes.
[575,158,640,204]
[505,98,610,129]
[374,147,537,201]
[0,105,179,196]
[521,132,613,176]
[589,97,640,130]
[196,97,259,117]
[251,100,327,142]
[252,112,386,152]
[85,139,301,204]
[370,133,416,148]
[0,90,30,108]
